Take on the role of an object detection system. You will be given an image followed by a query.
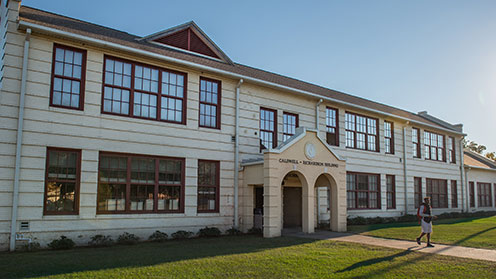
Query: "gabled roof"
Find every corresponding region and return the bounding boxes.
[139,21,233,64]
[18,6,463,135]
[464,149,496,170]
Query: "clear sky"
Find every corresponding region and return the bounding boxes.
[22,0,496,153]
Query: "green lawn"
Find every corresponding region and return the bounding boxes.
[1,236,495,278]
[348,216,496,249]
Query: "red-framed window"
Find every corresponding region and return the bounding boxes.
[426,178,448,208]
[448,136,456,163]
[469,181,475,207]
[477,182,493,207]
[451,180,458,208]
[102,56,187,124]
[384,121,394,154]
[412,128,420,158]
[97,152,184,214]
[260,107,277,151]
[345,112,379,152]
[326,107,339,146]
[44,147,81,215]
[424,131,445,162]
[197,160,220,213]
[386,175,395,209]
[50,44,86,110]
[199,77,221,129]
[346,172,380,209]
[282,112,298,141]
[414,177,422,208]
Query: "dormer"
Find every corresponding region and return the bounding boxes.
[139,21,233,64]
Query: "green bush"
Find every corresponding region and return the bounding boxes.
[247,227,262,235]
[171,230,193,239]
[226,227,242,236]
[149,230,168,242]
[48,236,75,250]
[21,241,40,252]
[117,232,140,245]
[347,211,496,226]
[88,235,114,247]
[198,227,221,237]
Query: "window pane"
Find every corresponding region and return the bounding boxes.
[45,149,79,213]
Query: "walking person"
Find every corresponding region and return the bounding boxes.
[416,197,435,247]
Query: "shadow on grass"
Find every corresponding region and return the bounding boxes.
[0,235,317,279]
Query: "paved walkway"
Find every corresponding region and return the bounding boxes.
[283,230,496,262]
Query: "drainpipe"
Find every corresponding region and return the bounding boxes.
[403,124,408,215]
[10,28,31,251]
[315,99,323,131]
[233,79,243,229]
[465,166,470,212]
[459,137,466,212]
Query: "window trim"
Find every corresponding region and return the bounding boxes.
[96,151,186,214]
[260,107,278,151]
[282,111,299,141]
[412,127,421,158]
[198,76,222,129]
[326,106,339,146]
[50,43,87,111]
[386,175,396,209]
[414,177,422,208]
[101,55,188,125]
[44,147,82,215]
[426,178,448,208]
[451,180,458,208]
[384,121,394,154]
[424,130,446,162]
[346,172,381,210]
[345,111,379,152]
[448,136,456,164]
[477,182,493,208]
[197,159,220,213]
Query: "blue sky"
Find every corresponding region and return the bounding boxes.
[23,0,496,153]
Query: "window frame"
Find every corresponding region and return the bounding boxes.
[198,77,222,129]
[426,178,448,208]
[477,182,493,207]
[326,107,339,146]
[96,152,185,214]
[101,55,188,125]
[197,160,220,213]
[44,147,82,215]
[386,175,396,209]
[50,43,87,111]
[424,130,446,162]
[414,177,422,208]
[412,127,421,158]
[282,112,299,142]
[448,136,456,163]
[384,121,394,154]
[451,180,458,208]
[346,172,381,210]
[469,181,475,207]
[260,107,278,151]
[345,112,379,152]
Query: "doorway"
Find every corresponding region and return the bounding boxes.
[283,187,302,228]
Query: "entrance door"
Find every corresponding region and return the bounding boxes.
[283,187,302,227]
[253,187,264,229]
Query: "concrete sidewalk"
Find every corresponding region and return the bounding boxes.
[283,230,496,262]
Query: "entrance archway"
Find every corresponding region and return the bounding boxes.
[313,173,340,231]
[282,172,303,228]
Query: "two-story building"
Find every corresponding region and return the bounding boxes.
[0,1,481,251]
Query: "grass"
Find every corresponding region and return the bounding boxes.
[1,235,495,278]
[348,216,496,249]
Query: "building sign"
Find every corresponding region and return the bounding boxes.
[278,158,338,168]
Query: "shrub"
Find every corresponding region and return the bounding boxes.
[117,232,140,245]
[247,227,262,235]
[21,241,40,252]
[88,235,114,247]
[226,227,242,236]
[149,230,168,242]
[198,227,221,237]
[48,236,75,250]
[171,230,193,239]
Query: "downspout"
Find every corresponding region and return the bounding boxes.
[465,167,470,212]
[233,79,243,229]
[315,99,323,131]
[459,137,466,212]
[403,124,408,215]
[10,28,31,251]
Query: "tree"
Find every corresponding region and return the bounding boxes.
[466,141,487,154]
[486,152,496,162]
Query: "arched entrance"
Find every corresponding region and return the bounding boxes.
[314,173,340,231]
[282,172,303,228]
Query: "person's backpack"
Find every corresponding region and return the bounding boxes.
[416,205,423,224]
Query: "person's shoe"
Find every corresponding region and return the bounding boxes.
[416,238,421,245]
[427,243,435,247]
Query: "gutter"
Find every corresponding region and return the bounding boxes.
[10,27,31,252]
[18,20,466,137]
[315,99,323,131]
[402,126,408,215]
[234,79,243,229]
